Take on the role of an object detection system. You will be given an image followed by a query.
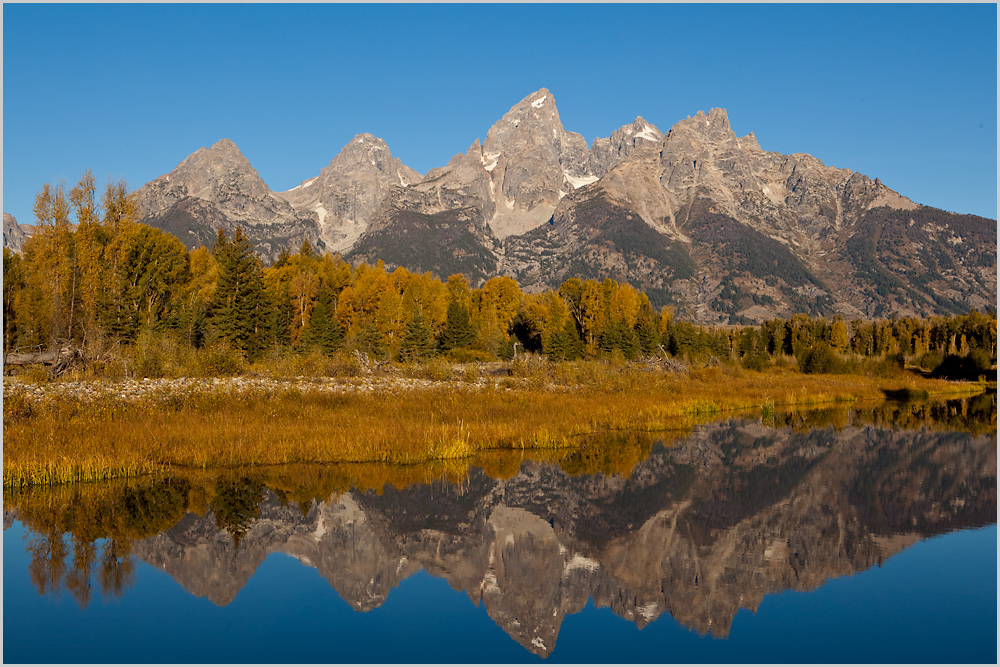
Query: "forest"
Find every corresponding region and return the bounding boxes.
[3,172,997,380]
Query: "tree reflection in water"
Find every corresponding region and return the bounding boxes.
[5,392,996,651]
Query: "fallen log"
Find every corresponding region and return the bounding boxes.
[4,341,86,377]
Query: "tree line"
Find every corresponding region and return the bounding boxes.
[4,172,996,376]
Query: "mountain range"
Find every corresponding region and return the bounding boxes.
[8,88,995,323]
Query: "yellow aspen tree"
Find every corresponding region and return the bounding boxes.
[101,179,139,232]
[609,282,640,328]
[830,316,849,351]
[316,253,352,301]
[375,287,405,353]
[390,266,412,295]
[446,274,472,311]
[425,278,450,335]
[580,280,606,357]
[336,285,360,333]
[288,269,320,346]
[30,182,76,342]
[353,262,391,317]
[70,171,106,341]
[479,276,522,334]
[538,290,569,351]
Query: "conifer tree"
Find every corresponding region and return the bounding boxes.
[273,246,291,269]
[355,320,388,359]
[600,318,638,359]
[302,287,343,355]
[562,318,585,361]
[3,248,24,353]
[635,309,660,357]
[439,300,476,351]
[211,227,268,358]
[398,311,436,362]
[299,239,316,259]
[544,327,568,361]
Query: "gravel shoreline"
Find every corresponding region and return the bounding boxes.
[2,374,504,404]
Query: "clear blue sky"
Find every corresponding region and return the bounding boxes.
[3,4,997,226]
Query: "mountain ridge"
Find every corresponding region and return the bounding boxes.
[114,88,996,322]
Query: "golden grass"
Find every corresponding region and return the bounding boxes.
[3,362,986,488]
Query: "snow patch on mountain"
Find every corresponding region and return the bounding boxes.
[314,203,329,225]
[564,172,598,189]
[288,177,318,192]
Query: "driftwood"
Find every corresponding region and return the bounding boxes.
[4,340,86,377]
[352,350,390,374]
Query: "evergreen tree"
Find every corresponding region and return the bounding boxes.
[302,287,343,355]
[562,319,585,361]
[211,227,268,358]
[439,301,476,351]
[600,319,638,359]
[3,248,24,352]
[273,246,291,269]
[545,326,568,361]
[268,282,294,348]
[498,334,516,360]
[299,239,316,259]
[545,318,585,361]
[398,312,436,362]
[355,320,388,359]
[635,309,660,357]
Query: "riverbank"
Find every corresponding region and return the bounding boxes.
[3,361,988,488]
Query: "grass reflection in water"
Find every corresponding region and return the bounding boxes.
[6,392,995,628]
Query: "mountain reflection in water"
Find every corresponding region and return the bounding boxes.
[5,394,996,658]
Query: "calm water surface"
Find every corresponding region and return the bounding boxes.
[4,395,997,663]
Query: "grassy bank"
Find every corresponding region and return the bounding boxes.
[3,361,987,488]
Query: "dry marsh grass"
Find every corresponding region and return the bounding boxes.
[3,361,985,488]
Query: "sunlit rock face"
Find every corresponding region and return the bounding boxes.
[117,407,996,655]
[135,139,322,261]
[273,133,422,254]
[3,212,32,253]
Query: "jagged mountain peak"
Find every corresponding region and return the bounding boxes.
[485,88,565,151]
[589,117,665,178]
[518,87,556,113]
[183,138,249,166]
[350,131,386,145]
[142,136,270,206]
[211,137,240,152]
[274,132,422,253]
[321,132,419,182]
[468,87,591,239]
[134,137,318,261]
[623,116,664,141]
[163,138,264,197]
[667,108,734,144]
[341,132,392,159]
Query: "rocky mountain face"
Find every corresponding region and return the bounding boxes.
[133,90,996,321]
[126,415,996,656]
[135,139,322,261]
[3,213,32,253]
[505,108,994,321]
[346,88,604,278]
[273,133,422,254]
